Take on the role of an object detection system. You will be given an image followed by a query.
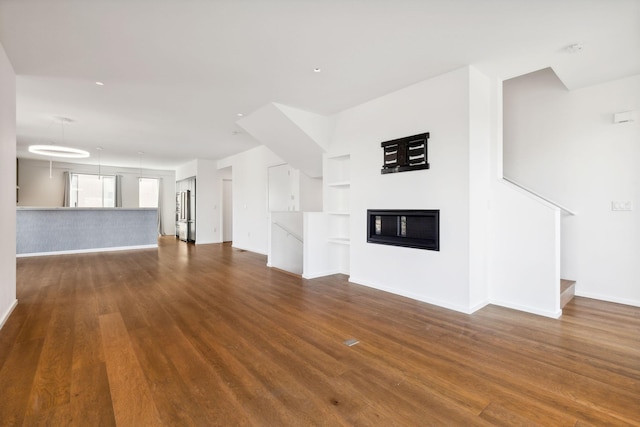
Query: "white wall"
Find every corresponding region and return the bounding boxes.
[176,160,197,182]
[332,66,492,313]
[17,158,176,235]
[504,69,640,307]
[299,172,323,212]
[468,67,492,309]
[268,163,293,211]
[220,166,233,242]
[17,159,65,207]
[303,212,333,278]
[267,163,322,213]
[195,159,221,244]
[0,42,17,328]
[489,182,562,317]
[218,146,284,255]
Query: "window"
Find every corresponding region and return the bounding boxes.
[70,174,116,207]
[139,178,159,208]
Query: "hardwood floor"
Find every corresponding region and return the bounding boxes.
[2,236,639,426]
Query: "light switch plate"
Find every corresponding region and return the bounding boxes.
[611,201,633,211]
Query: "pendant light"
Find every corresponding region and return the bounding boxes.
[96,146,103,179]
[137,151,144,182]
[28,117,90,178]
[28,117,90,158]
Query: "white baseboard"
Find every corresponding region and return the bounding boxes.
[575,290,640,308]
[348,276,480,315]
[231,244,267,256]
[469,299,491,313]
[16,244,158,257]
[307,274,562,319]
[489,298,562,319]
[302,269,342,280]
[0,299,18,330]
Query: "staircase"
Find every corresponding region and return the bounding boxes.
[560,279,576,308]
[496,177,578,318]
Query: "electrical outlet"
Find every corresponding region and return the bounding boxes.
[611,201,633,211]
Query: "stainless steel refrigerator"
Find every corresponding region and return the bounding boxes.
[177,189,195,242]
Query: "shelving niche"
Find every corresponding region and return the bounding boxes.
[303,153,351,278]
[324,154,351,246]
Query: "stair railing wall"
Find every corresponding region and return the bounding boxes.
[489,180,563,318]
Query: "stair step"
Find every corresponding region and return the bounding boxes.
[560,279,576,308]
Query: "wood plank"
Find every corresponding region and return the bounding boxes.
[15,282,60,343]
[24,298,75,417]
[128,327,213,426]
[99,312,163,426]
[0,339,44,426]
[69,362,116,426]
[0,302,28,371]
[480,401,555,426]
[20,403,73,426]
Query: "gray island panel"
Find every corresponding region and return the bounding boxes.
[17,208,158,255]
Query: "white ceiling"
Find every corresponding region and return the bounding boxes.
[1,0,639,170]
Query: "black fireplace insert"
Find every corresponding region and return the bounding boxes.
[367,209,439,251]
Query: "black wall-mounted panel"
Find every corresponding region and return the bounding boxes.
[381,133,430,174]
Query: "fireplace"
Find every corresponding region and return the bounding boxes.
[367,209,439,251]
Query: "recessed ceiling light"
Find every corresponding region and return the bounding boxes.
[95,81,104,86]
[237,113,244,117]
[313,68,322,73]
[564,43,584,54]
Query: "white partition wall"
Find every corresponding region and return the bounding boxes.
[489,181,562,317]
[0,42,16,328]
[218,146,285,255]
[269,211,303,275]
[333,66,491,314]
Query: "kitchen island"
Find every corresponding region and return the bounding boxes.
[16,207,158,256]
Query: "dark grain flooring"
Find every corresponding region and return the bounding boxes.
[1,237,639,426]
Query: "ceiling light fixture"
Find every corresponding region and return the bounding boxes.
[237,113,244,117]
[28,145,90,158]
[28,117,89,158]
[564,43,584,54]
[95,81,104,86]
[28,117,90,178]
[313,68,322,73]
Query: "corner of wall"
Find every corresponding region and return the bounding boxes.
[0,41,17,327]
[0,299,18,330]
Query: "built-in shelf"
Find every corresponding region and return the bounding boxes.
[327,181,351,187]
[324,153,352,266]
[328,237,350,245]
[327,153,350,161]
